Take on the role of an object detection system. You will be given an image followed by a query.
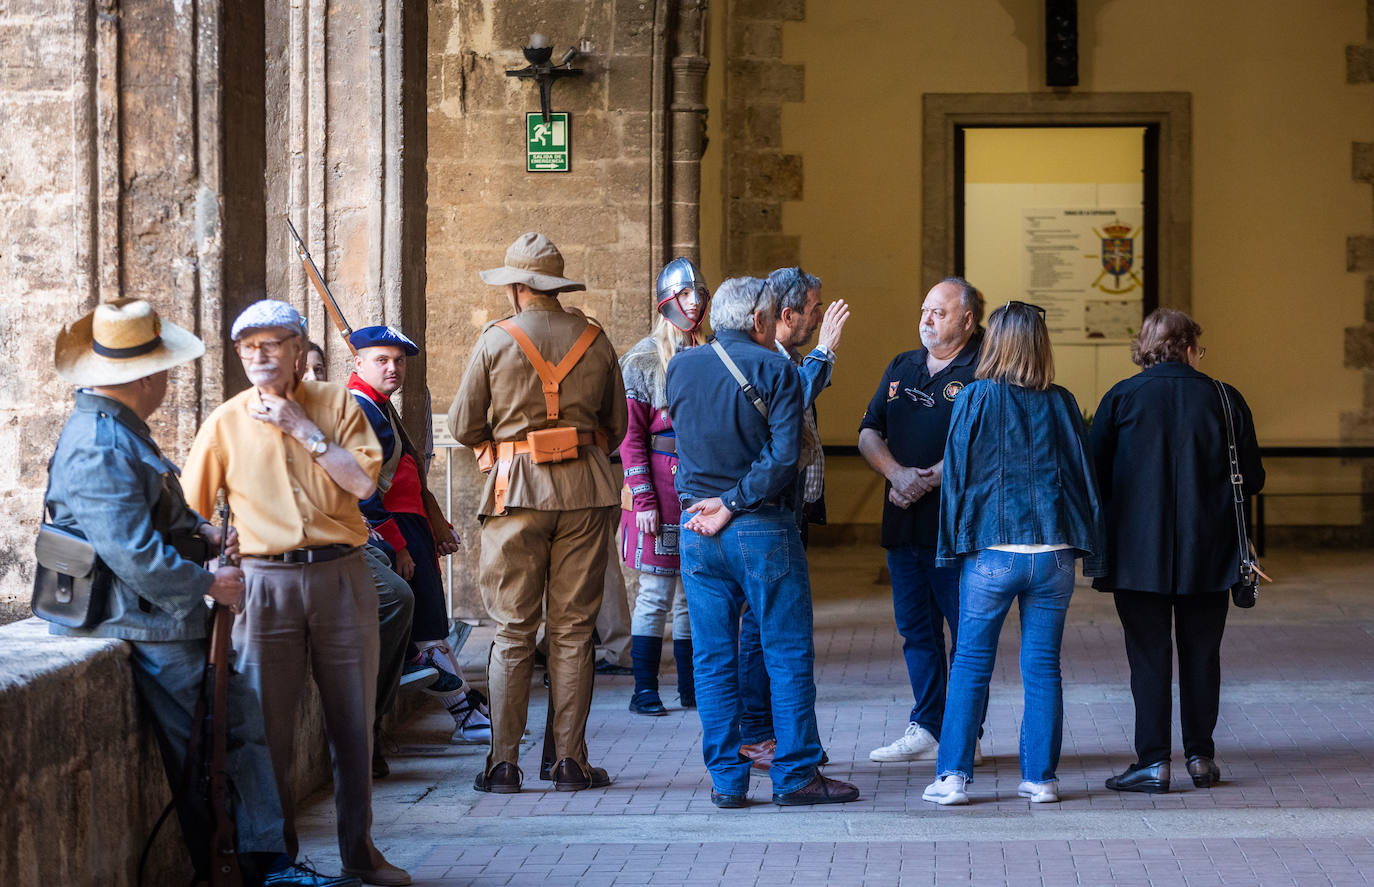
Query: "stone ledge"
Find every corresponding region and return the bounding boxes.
[0,617,331,887]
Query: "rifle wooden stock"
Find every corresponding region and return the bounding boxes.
[206,603,242,887]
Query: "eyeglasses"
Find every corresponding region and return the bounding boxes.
[1196,346,1207,359]
[1006,300,1047,320]
[903,387,936,407]
[234,336,296,358]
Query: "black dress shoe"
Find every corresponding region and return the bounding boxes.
[773,772,860,806]
[595,659,634,676]
[549,757,613,791]
[629,690,669,716]
[473,762,523,793]
[1105,761,1170,794]
[1187,755,1221,788]
[711,789,747,808]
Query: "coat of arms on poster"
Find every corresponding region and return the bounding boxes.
[1023,208,1145,343]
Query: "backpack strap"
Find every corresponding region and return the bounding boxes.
[496,318,602,421]
[709,338,769,420]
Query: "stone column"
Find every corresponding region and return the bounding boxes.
[1342,5,1374,545]
[669,1,710,266]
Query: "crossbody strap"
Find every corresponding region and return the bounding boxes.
[1213,379,1251,580]
[709,338,768,419]
[497,318,602,421]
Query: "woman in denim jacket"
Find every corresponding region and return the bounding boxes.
[922,301,1105,806]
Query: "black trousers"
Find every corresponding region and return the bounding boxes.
[1113,588,1230,765]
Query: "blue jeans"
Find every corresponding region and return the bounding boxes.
[937,549,1076,783]
[887,545,963,735]
[737,604,773,744]
[681,506,823,795]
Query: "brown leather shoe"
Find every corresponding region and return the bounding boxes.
[772,772,860,806]
[549,757,613,791]
[473,761,522,793]
[341,860,412,886]
[739,739,777,772]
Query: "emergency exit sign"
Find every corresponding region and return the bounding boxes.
[526,112,571,173]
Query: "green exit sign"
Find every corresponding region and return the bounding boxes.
[526,112,571,173]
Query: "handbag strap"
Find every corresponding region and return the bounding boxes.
[709,338,769,419]
[1212,379,1252,579]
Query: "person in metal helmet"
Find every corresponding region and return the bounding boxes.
[618,257,711,716]
[655,257,711,343]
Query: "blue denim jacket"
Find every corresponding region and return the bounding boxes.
[46,391,214,641]
[937,380,1106,575]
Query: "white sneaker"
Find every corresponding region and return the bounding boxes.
[1017,780,1059,803]
[449,688,493,745]
[973,739,984,767]
[869,722,938,762]
[922,774,969,805]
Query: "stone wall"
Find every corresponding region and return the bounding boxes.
[0,618,341,887]
[425,1,707,615]
[0,0,233,620]
[716,0,803,276]
[1342,1,1374,544]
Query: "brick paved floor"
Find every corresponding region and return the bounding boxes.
[295,546,1374,886]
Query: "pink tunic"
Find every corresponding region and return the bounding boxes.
[618,338,682,575]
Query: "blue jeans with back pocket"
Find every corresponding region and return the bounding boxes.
[936,548,1076,783]
[680,505,823,796]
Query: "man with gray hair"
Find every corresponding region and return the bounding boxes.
[859,276,986,769]
[736,266,849,773]
[666,277,859,808]
[183,300,410,886]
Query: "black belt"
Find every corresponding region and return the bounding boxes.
[650,434,677,454]
[246,544,358,564]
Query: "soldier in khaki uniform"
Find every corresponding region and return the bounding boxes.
[449,232,628,793]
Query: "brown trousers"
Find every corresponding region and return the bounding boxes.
[235,551,382,871]
[479,505,615,772]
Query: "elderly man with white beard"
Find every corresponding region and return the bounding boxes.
[183,300,411,886]
[858,277,987,767]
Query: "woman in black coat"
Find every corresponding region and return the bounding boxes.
[1090,308,1264,794]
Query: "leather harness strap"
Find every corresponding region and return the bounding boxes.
[488,319,606,515]
[496,318,603,421]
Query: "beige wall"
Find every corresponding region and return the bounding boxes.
[705,0,1374,527]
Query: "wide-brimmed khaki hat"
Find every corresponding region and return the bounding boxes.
[479,232,585,293]
[54,299,205,387]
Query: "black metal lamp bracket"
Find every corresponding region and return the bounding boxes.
[506,45,584,123]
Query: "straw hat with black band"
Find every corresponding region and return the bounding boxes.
[55,299,205,387]
[479,232,586,294]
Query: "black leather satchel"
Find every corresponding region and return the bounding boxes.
[1214,379,1262,608]
[32,518,111,628]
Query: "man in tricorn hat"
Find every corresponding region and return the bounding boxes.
[46,299,358,886]
[182,300,410,886]
[448,232,628,793]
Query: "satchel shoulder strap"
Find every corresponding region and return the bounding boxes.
[497,318,602,421]
[709,338,769,420]
[1213,379,1251,579]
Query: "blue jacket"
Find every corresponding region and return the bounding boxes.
[666,329,802,514]
[46,391,214,641]
[937,379,1106,575]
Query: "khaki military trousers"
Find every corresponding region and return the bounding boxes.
[479,505,615,772]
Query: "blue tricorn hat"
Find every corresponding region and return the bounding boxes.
[349,325,419,356]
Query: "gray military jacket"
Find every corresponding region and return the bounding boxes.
[46,390,214,641]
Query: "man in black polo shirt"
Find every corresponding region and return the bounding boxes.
[859,277,984,764]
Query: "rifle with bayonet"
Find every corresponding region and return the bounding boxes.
[285,218,458,549]
[203,503,242,887]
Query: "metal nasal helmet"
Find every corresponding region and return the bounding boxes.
[655,257,710,335]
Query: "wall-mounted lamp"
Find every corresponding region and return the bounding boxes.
[506,33,585,124]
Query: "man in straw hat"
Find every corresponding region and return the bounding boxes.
[182,300,409,887]
[448,232,628,793]
[47,299,360,886]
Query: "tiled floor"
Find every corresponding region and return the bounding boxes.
[295,546,1374,886]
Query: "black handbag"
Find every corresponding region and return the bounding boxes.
[32,510,111,628]
[1214,380,1263,608]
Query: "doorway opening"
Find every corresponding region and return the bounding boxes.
[957,125,1157,409]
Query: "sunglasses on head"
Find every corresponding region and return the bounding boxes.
[1005,300,1047,320]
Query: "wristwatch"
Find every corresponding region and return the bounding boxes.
[305,430,328,457]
